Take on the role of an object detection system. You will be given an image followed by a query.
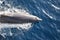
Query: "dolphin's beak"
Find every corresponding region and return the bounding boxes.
[34,16,42,21]
[36,17,42,21]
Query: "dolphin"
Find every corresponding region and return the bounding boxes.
[0,11,42,24]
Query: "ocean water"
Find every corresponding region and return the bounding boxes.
[0,0,60,40]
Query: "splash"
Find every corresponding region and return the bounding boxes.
[0,0,32,30]
[0,8,32,29]
[0,0,33,37]
[0,23,32,30]
[0,8,33,38]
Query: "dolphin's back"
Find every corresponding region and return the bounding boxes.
[0,15,39,24]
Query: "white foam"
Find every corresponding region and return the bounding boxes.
[0,0,4,4]
[0,23,32,29]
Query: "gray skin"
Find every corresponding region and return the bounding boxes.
[0,14,41,24]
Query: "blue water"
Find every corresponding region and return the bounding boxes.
[0,0,60,40]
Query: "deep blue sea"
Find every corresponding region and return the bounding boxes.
[0,0,60,40]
